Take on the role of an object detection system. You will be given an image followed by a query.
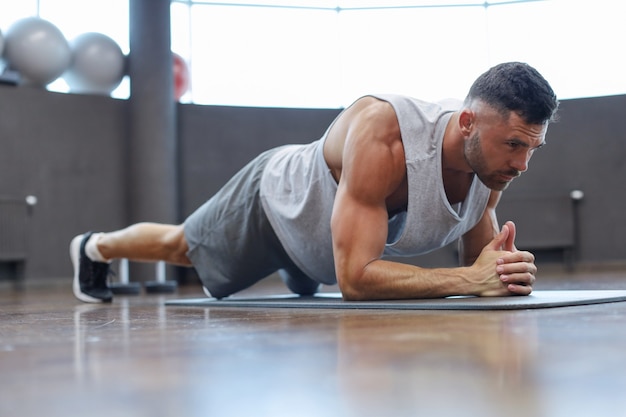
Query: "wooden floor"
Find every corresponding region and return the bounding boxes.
[2,268,626,417]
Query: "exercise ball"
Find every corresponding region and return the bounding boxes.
[173,52,189,101]
[64,32,125,95]
[3,17,71,86]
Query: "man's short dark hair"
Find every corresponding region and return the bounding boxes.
[465,62,559,125]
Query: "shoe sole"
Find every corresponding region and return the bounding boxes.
[70,234,107,303]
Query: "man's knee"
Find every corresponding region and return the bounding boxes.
[161,225,191,266]
[278,268,320,296]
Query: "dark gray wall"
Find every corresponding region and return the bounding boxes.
[496,94,626,265]
[1,85,625,282]
[0,86,128,280]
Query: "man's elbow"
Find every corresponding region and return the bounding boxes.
[337,273,370,301]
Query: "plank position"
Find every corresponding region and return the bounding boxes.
[70,61,559,303]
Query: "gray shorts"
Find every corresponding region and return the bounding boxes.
[183,149,319,299]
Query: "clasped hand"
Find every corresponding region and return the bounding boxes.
[473,221,536,296]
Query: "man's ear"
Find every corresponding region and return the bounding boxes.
[459,109,474,136]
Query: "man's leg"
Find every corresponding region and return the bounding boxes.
[70,223,190,303]
[95,223,191,266]
[278,268,321,296]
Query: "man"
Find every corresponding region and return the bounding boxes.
[70,61,559,303]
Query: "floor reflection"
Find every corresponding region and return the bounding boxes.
[335,311,542,417]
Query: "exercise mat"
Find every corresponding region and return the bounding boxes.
[165,290,626,311]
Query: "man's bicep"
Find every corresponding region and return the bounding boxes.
[330,184,389,283]
[329,99,404,286]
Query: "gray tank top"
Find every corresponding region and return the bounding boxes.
[260,94,490,285]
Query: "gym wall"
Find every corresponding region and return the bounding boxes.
[0,85,624,282]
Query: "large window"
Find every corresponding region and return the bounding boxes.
[1,0,624,107]
[171,0,626,107]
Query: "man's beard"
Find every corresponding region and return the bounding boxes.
[464,132,519,191]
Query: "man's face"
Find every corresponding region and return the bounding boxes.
[464,108,547,191]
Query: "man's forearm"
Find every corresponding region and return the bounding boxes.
[338,258,486,301]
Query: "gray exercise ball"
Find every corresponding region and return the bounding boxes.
[64,32,126,95]
[3,17,71,86]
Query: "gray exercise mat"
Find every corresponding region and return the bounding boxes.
[165,290,626,310]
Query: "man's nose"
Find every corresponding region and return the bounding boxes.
[511,152,531,173]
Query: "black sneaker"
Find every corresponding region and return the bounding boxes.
[70,232,113,303]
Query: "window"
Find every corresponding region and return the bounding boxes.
[171,0,626,107]
[2,0,624,107]
[0,0,129,98]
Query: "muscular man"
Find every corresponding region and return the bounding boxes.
[70,61,559,303]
